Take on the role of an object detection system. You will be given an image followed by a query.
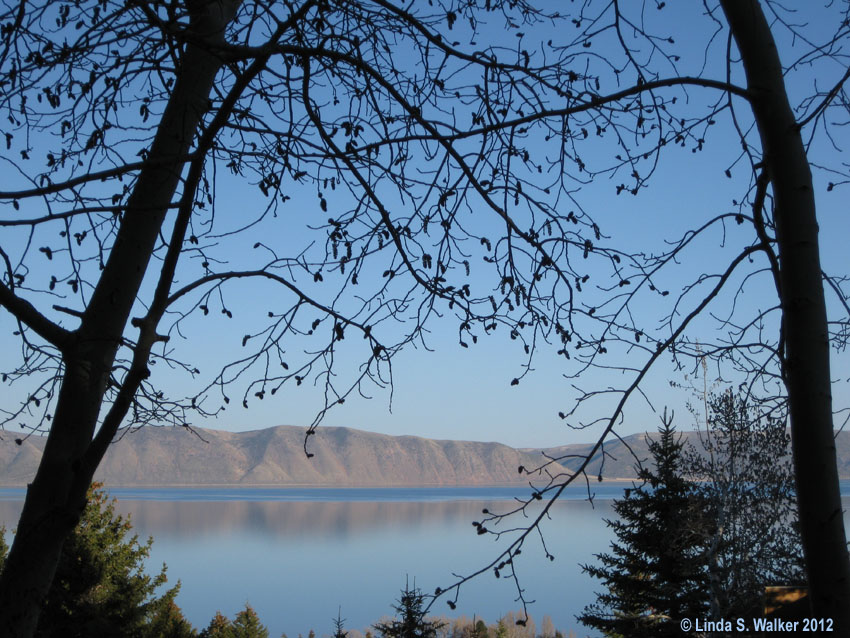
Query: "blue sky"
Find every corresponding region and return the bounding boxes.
[183,1,849,447]
[196,135,848,448]
[2,1,848,450]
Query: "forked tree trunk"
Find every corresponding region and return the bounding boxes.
[720,0,850,629]
[0,3,237,636]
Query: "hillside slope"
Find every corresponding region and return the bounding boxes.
[0,426,543,487]
[528,430,850,480]
[3,426,848,487]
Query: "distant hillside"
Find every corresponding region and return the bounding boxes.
[0,426,543,487]
[3,425,849,487]
[529,430,850,481]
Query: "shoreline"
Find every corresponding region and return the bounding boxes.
[0,479,639,490]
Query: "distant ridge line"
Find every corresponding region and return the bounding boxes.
[2,425,849,487]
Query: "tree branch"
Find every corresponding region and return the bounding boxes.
[0,283,72,349]
[797,65,850,130]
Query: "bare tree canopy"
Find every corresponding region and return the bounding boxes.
[1,0,848,635]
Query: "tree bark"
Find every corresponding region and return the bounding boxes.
[720,0,850,628]
[0,3,237,636]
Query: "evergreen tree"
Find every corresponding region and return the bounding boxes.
[198,606,270,638]
[146,598,198,638]
[374,584,446,638]
[578,412,709,637]
[333,608,348,638]
[0,483,186,638]
[232,605,270,638]
[200,612,234,638]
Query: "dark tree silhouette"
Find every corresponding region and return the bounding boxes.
[0,1,848,634]
[374,584,446,638]
[332,609,348,638]
[578,414,709,637]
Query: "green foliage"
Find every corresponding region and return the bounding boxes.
[1,485,194,637]
[200,605,270,638]
[146,598,198,638]
[581,393,806,636]
[233,605,270,638]
[0,483,189,638]
[374,584,446,638]
[579,413,709,637]
[200,611,234,638]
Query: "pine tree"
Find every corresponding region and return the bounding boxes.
[374,583,446,638]
[0,483,186,638]
[232,604,270,638]
[200,611,234,638]
[146,598,198,638]
[1,486,193,637]
[578,412,709,637]
[333,608,348,638]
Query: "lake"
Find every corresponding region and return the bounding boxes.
[2,484,848,638]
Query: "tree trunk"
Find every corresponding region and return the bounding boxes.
[720,0,850,629]
[0,4,236,636]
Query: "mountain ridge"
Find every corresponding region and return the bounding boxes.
[0,425,546,487]
[2,425,849,487]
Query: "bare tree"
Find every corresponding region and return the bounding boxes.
[419,0,850,628]
[685,390,804,621]
[0,1,848,635]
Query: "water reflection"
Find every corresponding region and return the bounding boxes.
[105,499,586,539]
[0,494,615,637]
[4,490,839,638]
[0,487,623,541]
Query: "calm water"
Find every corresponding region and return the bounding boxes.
[0,486,621,637]
[3,484,848,638]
